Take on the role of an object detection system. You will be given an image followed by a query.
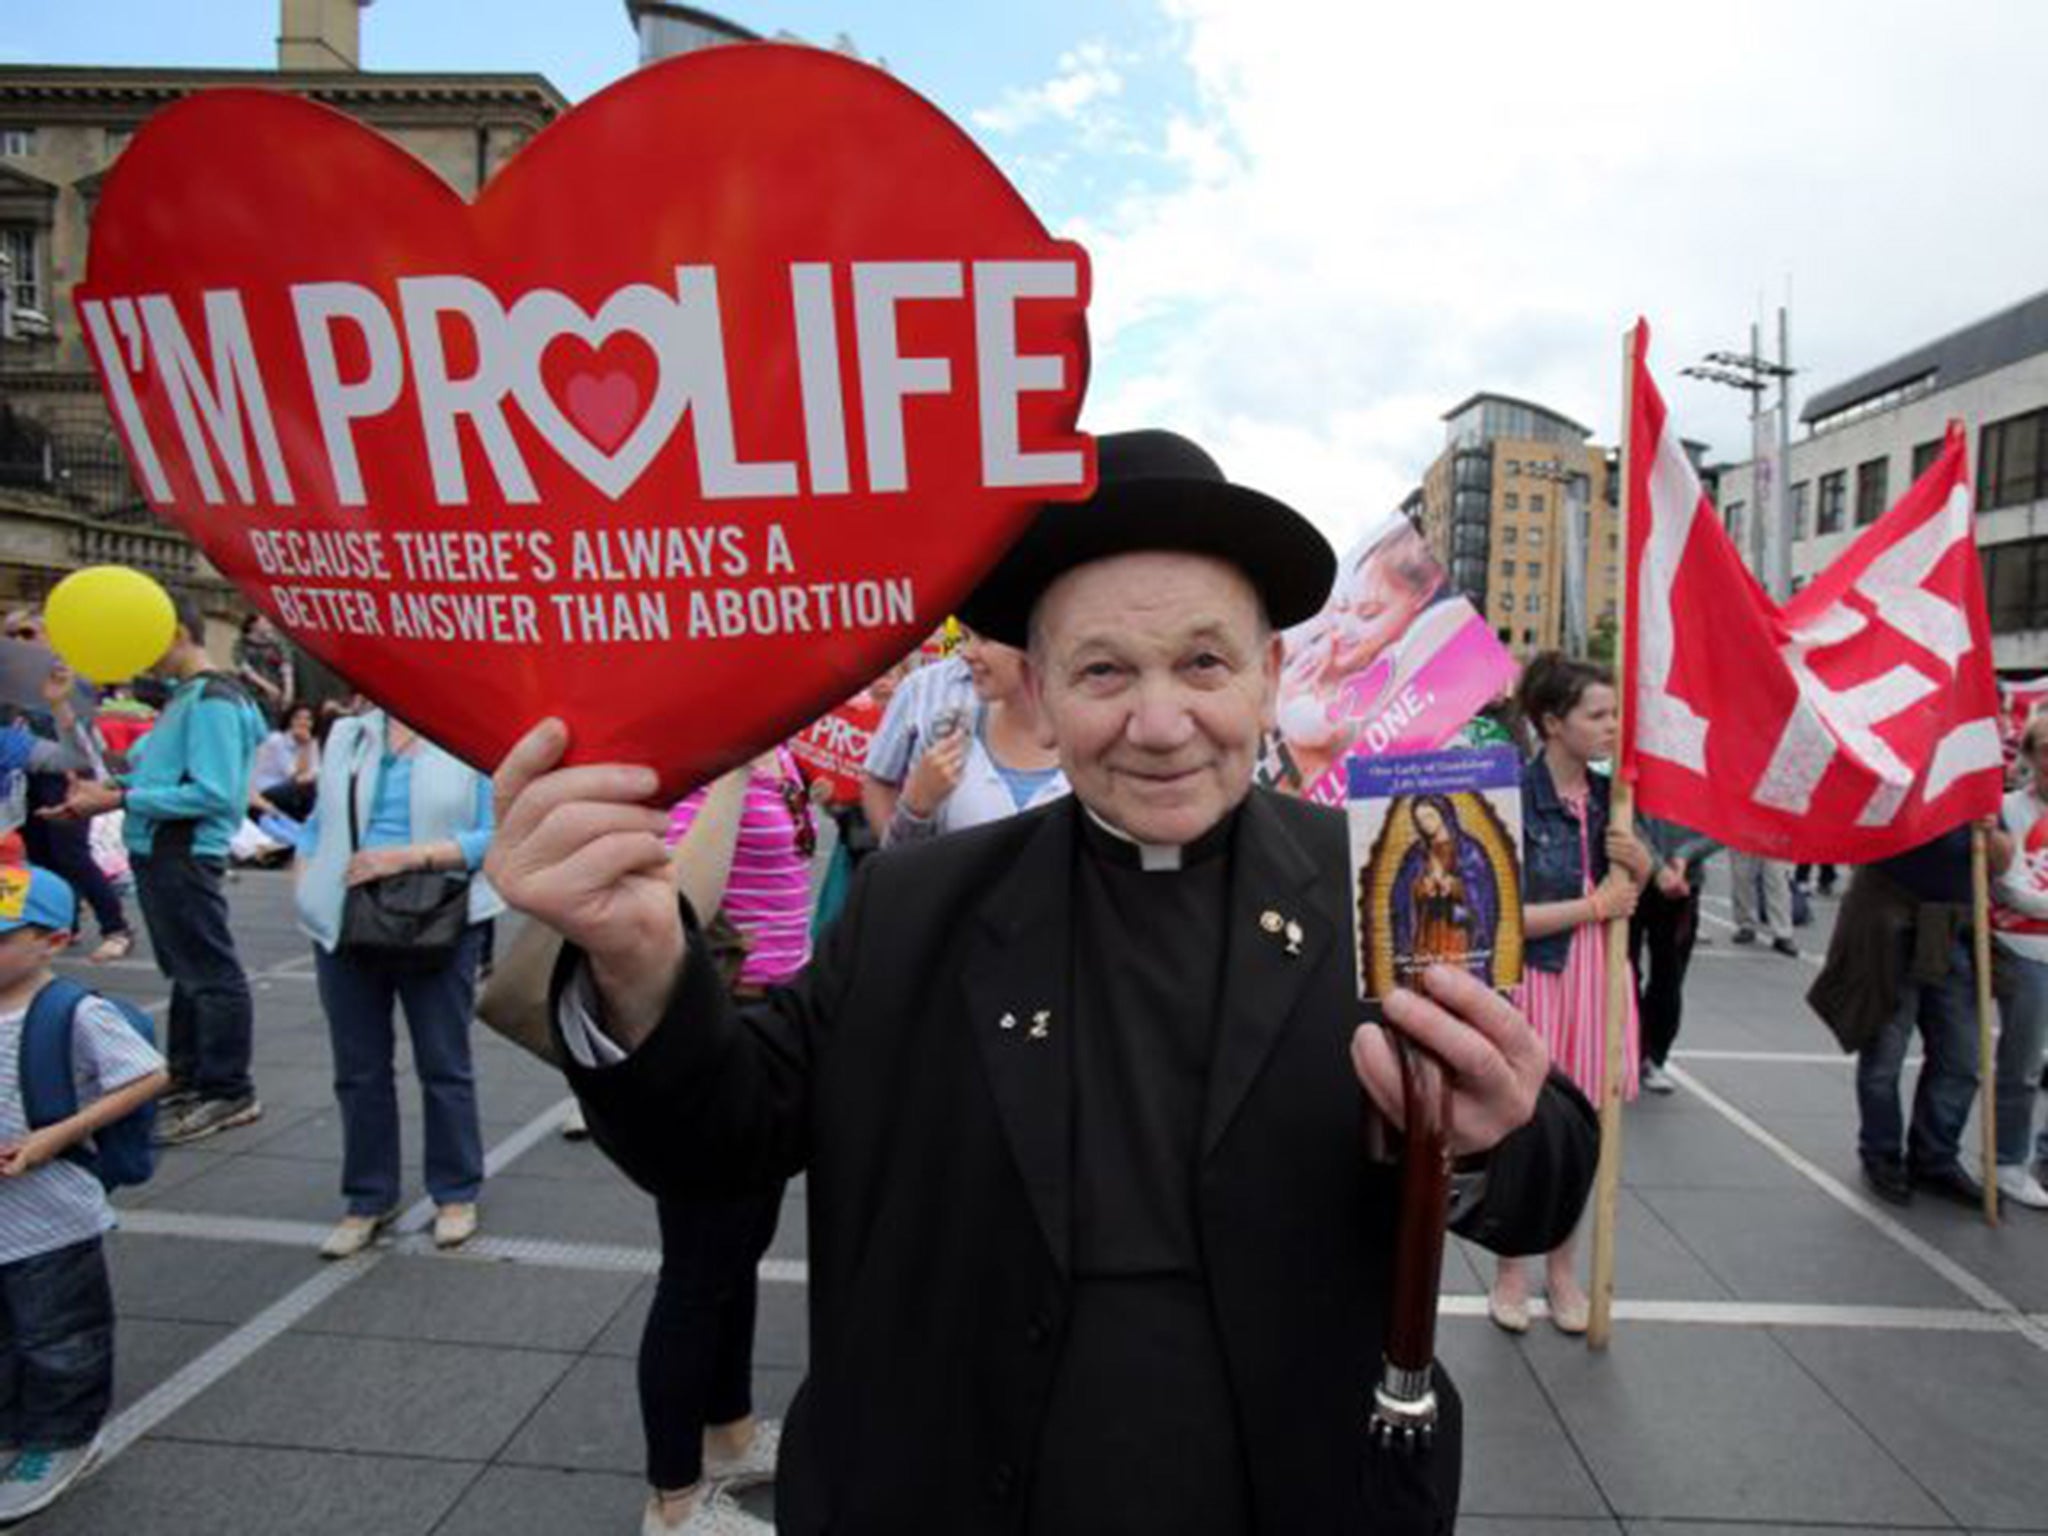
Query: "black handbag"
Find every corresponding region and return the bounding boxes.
[337,755,471,968]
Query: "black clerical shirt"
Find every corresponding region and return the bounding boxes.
[1028,808,1255,1536]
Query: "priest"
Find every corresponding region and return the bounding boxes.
[485,429,1599,1534]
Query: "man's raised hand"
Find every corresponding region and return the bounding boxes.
[486,719,681,1051]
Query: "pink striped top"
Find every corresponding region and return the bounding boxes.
[1516,783,1639,1104]
[666,746,815,989]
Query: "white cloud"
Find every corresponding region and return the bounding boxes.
[1066,0,2048,553]
[972,41,1124,134]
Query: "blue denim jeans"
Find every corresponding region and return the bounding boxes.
[0,1239,113,1451]
[132,848,254,1101]
[1994,950,2048,1168]
[1856,938,1979,1174]
[315,925,486,1215]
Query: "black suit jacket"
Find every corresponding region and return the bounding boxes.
[563,788,1598,1534]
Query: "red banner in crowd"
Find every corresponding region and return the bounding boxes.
[790,689,885,807]
[1622,321,2003,863]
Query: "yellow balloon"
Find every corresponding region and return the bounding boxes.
[45,566,179,684]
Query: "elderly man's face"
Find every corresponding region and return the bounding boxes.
[1031,551,1282,845]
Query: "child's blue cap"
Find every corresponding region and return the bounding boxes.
[0,864,77,934]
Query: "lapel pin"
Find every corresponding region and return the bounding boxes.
[999,1012,1018,1032]
[1029,1010,1052,1040]
[1260,910,1284,934]
[1284,919,1304,957]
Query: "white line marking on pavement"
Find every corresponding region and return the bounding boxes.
[118,1209,336,1248]
[1670,1064,2048,1352]
[1675,1049,1853,1065]
[1435,1295,2018,1332]
[91,1094,579,1479]
[124,1204,2045,1338]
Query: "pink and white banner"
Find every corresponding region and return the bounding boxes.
[1258,515,1518,806]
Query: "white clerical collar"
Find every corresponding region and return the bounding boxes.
[1083,807,1185,871]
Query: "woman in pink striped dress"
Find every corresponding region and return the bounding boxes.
[1489,655,1650,1336]
[640,746,816,1534]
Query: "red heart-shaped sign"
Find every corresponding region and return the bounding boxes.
[79,45,1093,797]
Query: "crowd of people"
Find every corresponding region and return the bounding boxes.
[0,433,2044,1530]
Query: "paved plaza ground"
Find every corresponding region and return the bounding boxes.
[22,862,2048,1534]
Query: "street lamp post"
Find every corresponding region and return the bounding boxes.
[1681,310,1796,601]
[1523,458,1590,656]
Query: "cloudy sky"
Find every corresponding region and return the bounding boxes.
[20,0,2048,548]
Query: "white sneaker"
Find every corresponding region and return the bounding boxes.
[1996,1164,2048,1210]
[561,1102,590,1141]
[319,1210,395,1260]
[0,1435,101,1522]
[703,1418,781,1488]
[433,1202,479,1250]
[1640,1060,1678,1095]
[642,1483,774,1534]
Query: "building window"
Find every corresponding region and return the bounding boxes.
[1501,560,1517,578]
[1526,560,1542,582]
[0,128,33,157]
[1911,438,1945,481]
[1816,471,1846,534]
[1501,526,1517,545]
[1505,459,1521,476]
[1789,481,1809,540]
[1500,594,1516,614]
[1504,492,1520,511]
[1531,493,1546,512]
[1526,527,1545,546]
[1854,457,1889,526]
[1724,499,1745,538]
[1522,628,1537,646]
[0,225,40,312]
[1980,408,2048,512]
[1979,538,2048,634]
[1526,593,1542,614]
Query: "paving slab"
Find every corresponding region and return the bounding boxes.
[30,1441,474,1536]
[1633,1185,1972,1309]
[501,1354,802,1476]
[106,1233,325,1325]
[1440,1318,1611,1519]
[432,1463,652,1536]
[1619,1095,1819,1191]
[481,1170,662,1247]
[1524,1324,1949,1526]
[162,1330,573,1461]
[589,1272,808,1368]
[1772,1326,2048,1530]
[128,1147,355,1222]
[114,1316,232,1413]
[295,1250,642,1353]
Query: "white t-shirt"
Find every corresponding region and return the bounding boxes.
[1995,787,2048,965]
[0,990,164,1266]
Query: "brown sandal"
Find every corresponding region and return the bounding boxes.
[89,932,134,963]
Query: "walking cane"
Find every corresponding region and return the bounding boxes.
[1368,1034,1454,1451]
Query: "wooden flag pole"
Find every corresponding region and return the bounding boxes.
[1973,822,2000,1227]
[1588,325,1639,1350]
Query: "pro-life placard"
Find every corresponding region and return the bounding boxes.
[1347,747,1525,1010]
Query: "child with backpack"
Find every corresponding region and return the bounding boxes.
[0,864,166,1523]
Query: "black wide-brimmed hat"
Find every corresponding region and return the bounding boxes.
[961,429,1337,647]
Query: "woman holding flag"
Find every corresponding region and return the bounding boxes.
[1491,653,1649,1334]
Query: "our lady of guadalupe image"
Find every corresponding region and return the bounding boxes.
[1348,747,1525,1007]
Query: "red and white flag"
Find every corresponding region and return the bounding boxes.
[1622,321,2004,864]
